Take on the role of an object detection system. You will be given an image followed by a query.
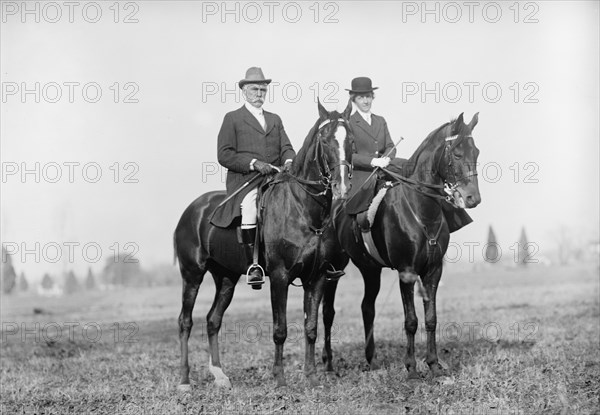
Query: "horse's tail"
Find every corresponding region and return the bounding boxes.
[173,231,179,266]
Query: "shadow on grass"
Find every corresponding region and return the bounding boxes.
[323,337,537,375]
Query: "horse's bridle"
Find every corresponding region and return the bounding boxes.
[313,117,353,192]
[438,134,478,195]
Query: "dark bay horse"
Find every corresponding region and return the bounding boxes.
[174,101,353,390]
[322,113,481,378]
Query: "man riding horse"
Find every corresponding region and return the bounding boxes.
[210,67,295,288]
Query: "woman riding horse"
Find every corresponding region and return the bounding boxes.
[323,112,482,378]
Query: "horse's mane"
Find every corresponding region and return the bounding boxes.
[290,118,321,175]
[404,117,462,176]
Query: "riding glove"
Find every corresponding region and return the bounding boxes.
[371,157,391,168]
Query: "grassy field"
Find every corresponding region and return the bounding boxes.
[1,263,599,414]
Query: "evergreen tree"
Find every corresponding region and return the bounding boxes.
[41,273,54,290]
[484,225,500,263]
[1,245,17,294]
[518,227,531,266]
[85,267,95,290]
[64,270,80,294]
[18,272,28,291]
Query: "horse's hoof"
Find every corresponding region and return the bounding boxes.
[406,371,420,380]
[307,375,321,388]
[431,366,447,378]
[368,359,381,371]
[435,376,455,385]
[275,377,287,388]
[214,377,232,389]
[177,384,192,393]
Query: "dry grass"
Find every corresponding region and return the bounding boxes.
[1,263,599,414]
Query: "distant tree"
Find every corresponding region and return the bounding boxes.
[553,226,574,266]
[41,273,54,290]
[18,272,28,292]
[101,253,143,286]
[2,245,17,294]
[484,225,500,263]
[64,270,80,294]
[85,267,96,290]
[517,227,531,266]
[145,263,181,286]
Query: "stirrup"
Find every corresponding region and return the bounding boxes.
[325,264,345,281]
[244,263,267,286]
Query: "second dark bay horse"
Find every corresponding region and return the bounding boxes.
[174,100,353,390]
[322,113,482,378]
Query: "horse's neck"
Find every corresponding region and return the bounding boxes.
[296,161,322,182]
[408,140,444,186]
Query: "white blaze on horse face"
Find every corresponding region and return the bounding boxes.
[334,125,348,197]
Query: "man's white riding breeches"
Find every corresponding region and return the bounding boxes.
[240,188,258,229]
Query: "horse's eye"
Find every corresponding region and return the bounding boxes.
[453,153,463,160]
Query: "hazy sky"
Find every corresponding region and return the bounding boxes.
[1,1,598,280]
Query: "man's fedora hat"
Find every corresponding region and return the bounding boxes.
[346,77,378,94]
[239,67,272,89]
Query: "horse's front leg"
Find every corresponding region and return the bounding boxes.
[399,275,419,379]
[321,278,339,372]
[303,275,326,387]
[270,269,289,387]
[423,266,444,377]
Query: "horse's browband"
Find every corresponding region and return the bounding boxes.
[318,118,346,130]
[445,134,473,141]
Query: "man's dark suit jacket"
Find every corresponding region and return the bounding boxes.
[210,105,296,228]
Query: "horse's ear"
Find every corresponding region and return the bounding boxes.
[317,98,328,120]
[456,112,464,125]
[469,112,479,130]
[342,98,353,120]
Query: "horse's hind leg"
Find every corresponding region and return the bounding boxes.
[359,264,382,369]
[206,273,237,388]
[303,275,326,387]
[178,268,205,392]
[423,266,444,377]
[321,279,339,372]
[399,276,419,379]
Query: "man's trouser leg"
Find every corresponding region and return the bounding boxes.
[240,189,264,287]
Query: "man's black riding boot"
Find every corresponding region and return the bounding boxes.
[241,228,264,289]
